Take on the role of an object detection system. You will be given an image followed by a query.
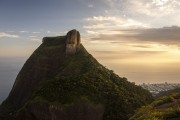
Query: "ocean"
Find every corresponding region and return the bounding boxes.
[0,57,26,104]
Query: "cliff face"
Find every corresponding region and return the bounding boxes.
[8,36,67,107]
[0,29,153,120]
[66,29,80,55]
[8,30,80,107]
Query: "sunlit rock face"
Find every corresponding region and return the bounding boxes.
[65,29,81,55]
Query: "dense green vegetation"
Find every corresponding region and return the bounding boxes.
[130,93,180,120]
[25,46,152,120]
[0,36,153,120]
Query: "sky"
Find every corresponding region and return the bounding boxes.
[0,0,180,84]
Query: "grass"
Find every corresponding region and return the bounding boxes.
[130,93,180,120]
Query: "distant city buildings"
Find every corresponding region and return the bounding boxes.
[140,83,180,96]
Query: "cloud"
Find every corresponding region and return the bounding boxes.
[89,26,180,46]
[31,38,41,42]
[86,30,125,35]
[29,36,37,38]
[47,31,51,34]
[84,16,150,30]
[0,32,19,38]
[128,0,177,17]
[19,31,29,33]
[83,23,114,29]
[85,16,116,21]
[152,0,170,6]
[103,0,180,17]
[32,32,41,34]
[83,1,180,36]
[97,0,180,27]
[7,31,15,33]
[88,4,94,8]
[83,16,150,39]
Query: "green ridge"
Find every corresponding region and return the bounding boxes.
[0,35,153,120]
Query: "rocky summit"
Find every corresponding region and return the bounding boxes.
[0,29,153,120]
[65,29,81,55]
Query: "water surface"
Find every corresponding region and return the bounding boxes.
[0,57,26,104]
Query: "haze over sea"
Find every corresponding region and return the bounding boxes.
[0,57,26,103]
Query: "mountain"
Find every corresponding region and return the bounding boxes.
[155,87,180,99]
[130,93,180,120]
[0,29,153,120]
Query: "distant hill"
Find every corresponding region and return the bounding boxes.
[0,29,153,120]
[130,93,180,120]
[155,87,180,99]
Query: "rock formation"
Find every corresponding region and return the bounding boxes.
[66,29,81,55]
[0,29,153,120]
[42,29,80,55]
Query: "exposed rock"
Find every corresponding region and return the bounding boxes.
[42,29,81,55]
[65,29,81,55]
